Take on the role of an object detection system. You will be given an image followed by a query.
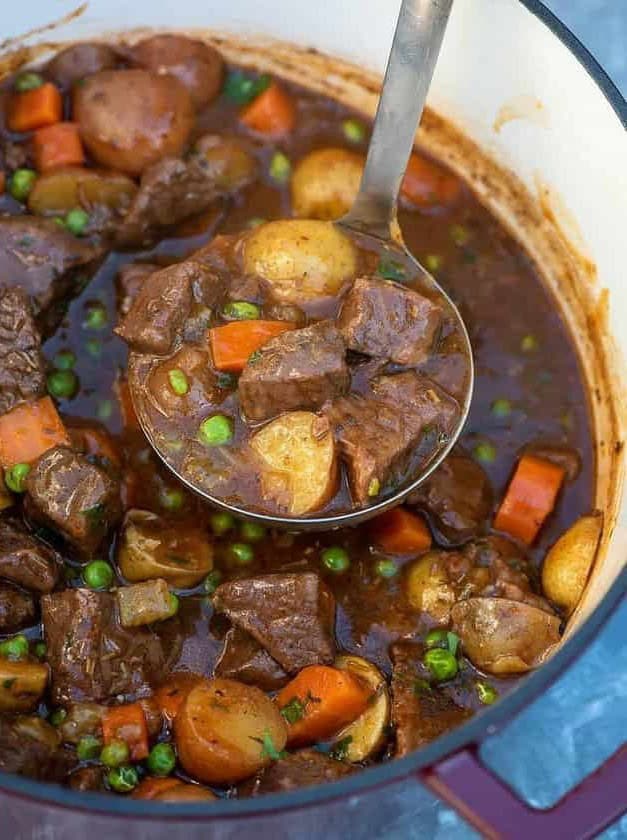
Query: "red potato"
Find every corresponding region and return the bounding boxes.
[47,43,119,87]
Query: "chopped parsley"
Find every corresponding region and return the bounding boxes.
[257,729,287,761]
[329,736,353,762]
[446,631,460,657]
[82,503,106,527]
[376,258,406,282]
[280,697,306,725]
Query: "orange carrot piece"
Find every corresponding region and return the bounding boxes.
[209,320,295,373]
[8,83,63,133]
[370,507,432,554]
[102,703,149,761]
[132,777,181,800]
[240,82,296,136]
[494,454,565,545]
[276,665,372,747]
[0,397,69,469]
[155,672,203,724]
[33,122,84,172]
[401,152,462,209]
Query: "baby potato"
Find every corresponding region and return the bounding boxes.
[73,69,194,176]
[542,513,602,615]
[0,660,49,712]
[250,411,337,516]
[194,134,258,192]
[451,597,561,675]
[47,43,119,87]
[242,219,357,304]
[174,678,288,785]
[333,655,389,762]
[291,148,364,220]
[405,551,456,624]
[28,167,137,217]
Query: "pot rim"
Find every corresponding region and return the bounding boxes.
[0,0,625,820]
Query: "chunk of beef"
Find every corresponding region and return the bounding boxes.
[215,627,289,691]
[0,716,75,782]
[42,588,165,704]
[0,217,100,334]
[47,43,119,87]
[0,286,46,415]
[115,262,157,317]
[25,446,121,557]
[212,572,336,674]
[239,321,349,422]
[0,518,60,593]
[325,371,459,504]
[408,452,493,545]
[0,582,36,632]
[241,749,355,797]
[390,642,470,756]
[69,765,107,792]
[338,276,442,365]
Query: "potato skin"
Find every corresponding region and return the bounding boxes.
[28,167,137,217]
[73,69,195,176]
[333,655,389,762]
[47,43,119,87]
[291,148,363,220]
[405,551,456,624]
[542,513,602,615]
[175,678,288,785]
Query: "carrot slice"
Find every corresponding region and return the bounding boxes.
[401,152,462,209]
[276,665,372,747]
[155,672,203,724]
[132,777,180,800]
[33,122,85,172]
[494,454,565,545]
[370,507,432,554]
[240,82,296,136]
[8,83,63,133]
[102,703,149,761]
[209,320,295,373]
[0,397,69,469]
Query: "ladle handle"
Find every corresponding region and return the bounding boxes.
[341,0,454,239]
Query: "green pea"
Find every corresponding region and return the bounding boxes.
[77,735,102,761]
[83,303,108,330]
[9,169,37,202]
[168,369,189,396]
[423,648,458,682]
[473,441,496,464]
[83,560,114,591]
[269,151,291,183]
[240,520,266,542]
[491,398,512,418]
[199,414,233,447]
[203,570,223,595]
[424,254,442,273]
[223,71,270,105]
[375,558,398,578]
[64,208,90,236]
[160,487,185,512]
[521,334,538,352]
[146,742,176,776]
[475,680,499,705]
[321,546,350,574]
[0,634,29,661]
[342,118,365,143]
[48,708,68,727]
[229,542,254,566]
[54,350,76,371]
[47,369,79,400]
[425,629,448,649]
[4,463,30,493]
[210,511,235,536]
[14,72,44,92]
[33,641,47,660]
[222,300,261,321]
[100,739,130,768]
[168,593,180,616]
[107,765,139,794]
[450,224,470,246]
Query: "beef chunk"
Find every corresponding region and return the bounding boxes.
[42,588,165,704]
[325,371,460,504]
[241,749,355,797]
[239,321,349,422]
[0,716,75,782]
[115,262,157,317]
[0,518,60,592]
[69,765,107,792]
[0,582,36,632]
[390,642,470,756]
[338,276,442,365]
[0,286,46,415]
[0,217,99,334]
[215,626,289,691]
[408,452,493,545]
[25,446,121,557]
[212,572,336,674]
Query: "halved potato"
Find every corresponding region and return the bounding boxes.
[542,513,602,616]
[250,412,337,516]
[28,167,138,217]
[291,148,364,220]
[451,597,561,675]
[0,659,48,712]
[242,219,357,304]
[333,654,389,762]
[405,551,456,624]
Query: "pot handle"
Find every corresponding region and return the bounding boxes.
[421,743,627,839]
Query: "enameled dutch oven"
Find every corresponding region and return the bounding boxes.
[1,1,626,837]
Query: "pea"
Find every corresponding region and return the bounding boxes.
[199,414,233,447]
[14,72,44,92]
[9,169,37,202]
[83,303,108,330]
[100,739,130,769]
[374,558,397,578]
[425,254,442,273]
[450,224,470,246]
[33,641,47,660]
[107,765,139,794]
[210,511,235,536]
[203,570,223,595]
[160,487,185,512]
[473,441,496,464]
[48,708,68,727]
[166,368,189,396]
[83,560,114,591]
[222,300,261,321]
[47,369,79,400]
[77,735,102,761]
[168,593,180,616]
[425,628,448,649]
[521,334,538,352]
[64,208,90,236]
[423,648,458,682]
[491,398,512,418]
[229,542,254,566]
[223,71,270,105]
[54,350,76,371]
[475,680,499,705]
[146,742,176,777]
[342,118,365,143]
[269,151,291,183]
[321,546,350,573]
[0,634,29,661]
[239,521,266,542]
[4,463,31,493]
